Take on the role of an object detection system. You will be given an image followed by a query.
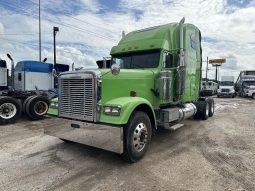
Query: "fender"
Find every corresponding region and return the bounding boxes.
[99,97,156,128]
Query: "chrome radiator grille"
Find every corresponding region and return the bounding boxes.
[59,78,95,121]
[221,88,230,93]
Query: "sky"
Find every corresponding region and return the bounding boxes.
[0,0,254,80]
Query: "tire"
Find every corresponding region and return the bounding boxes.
[23,96,36,114]
[193,100,209,120]
[201,100,210,120]
[252,93,255,99]
[0,96,22,125]
[123,111,152,163]
[25,96,50,120]
[209,99,214,117]
[193,101,203,119]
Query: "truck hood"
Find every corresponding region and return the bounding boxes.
[99,69,157,104]
[244,85,255,90]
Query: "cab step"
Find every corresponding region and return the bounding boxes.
[165,123,184,130]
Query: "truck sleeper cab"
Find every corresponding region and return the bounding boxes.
[44,18,214,162]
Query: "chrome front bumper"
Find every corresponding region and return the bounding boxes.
[44,117,123,154]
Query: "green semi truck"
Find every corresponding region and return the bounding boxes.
[44,18,214,162]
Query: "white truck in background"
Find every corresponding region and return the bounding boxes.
[235,71,255,99]
[217,76,235,98]
[201,80,218,95]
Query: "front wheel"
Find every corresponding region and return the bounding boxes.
[123,111,152,163]
[252,93,255,99]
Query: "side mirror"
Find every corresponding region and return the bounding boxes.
[165,54,173,68]
[52,69,58,77]
[111,64,120,75]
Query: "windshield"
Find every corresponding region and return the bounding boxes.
[243,81,255,87]
[112,50,160,69]
[220,81,234,86]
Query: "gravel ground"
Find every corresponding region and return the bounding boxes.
[0,97,255,191]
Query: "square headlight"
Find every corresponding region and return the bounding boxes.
[104,106,121,116]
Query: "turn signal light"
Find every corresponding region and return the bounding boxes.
[130,91,137,97]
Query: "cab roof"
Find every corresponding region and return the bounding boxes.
[111,23,196,55]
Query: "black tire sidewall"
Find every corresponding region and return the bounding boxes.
[209,99,214,117]
[23,96,36,114]
[124,111,152,162]
[202,101,209,120]
[26,96,50,120]
[0,97,22,125]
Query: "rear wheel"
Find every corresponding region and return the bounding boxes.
[252,93,255,99]
[0,97,22,125]
[23,96,36,114]
[209,99,214,117]
[123,111,152,163]
[193,100,209,120]
[25,96,50,120]
[202,101,210,120]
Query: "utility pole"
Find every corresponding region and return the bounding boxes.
[53,27,59,66]
[39,0,41,61]
[215,65,218,82]
[205,56,208,81]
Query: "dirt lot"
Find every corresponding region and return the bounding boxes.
[1,97,255,191]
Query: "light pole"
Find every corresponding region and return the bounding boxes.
[53,26,59,66]
[39,0,41,61]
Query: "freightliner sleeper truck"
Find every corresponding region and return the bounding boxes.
[44,18,215,162]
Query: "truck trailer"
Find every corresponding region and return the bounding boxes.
[44,18,214,162]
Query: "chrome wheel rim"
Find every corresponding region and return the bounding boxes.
[34,101,48,116]
[0,103,17,119]
[132,122,148,152]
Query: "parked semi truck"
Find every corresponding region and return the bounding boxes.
[235,71,255,98]
[0,54,69,125]
[0,59,8,91]
[217,76,235,98]
[44,18,214,162]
